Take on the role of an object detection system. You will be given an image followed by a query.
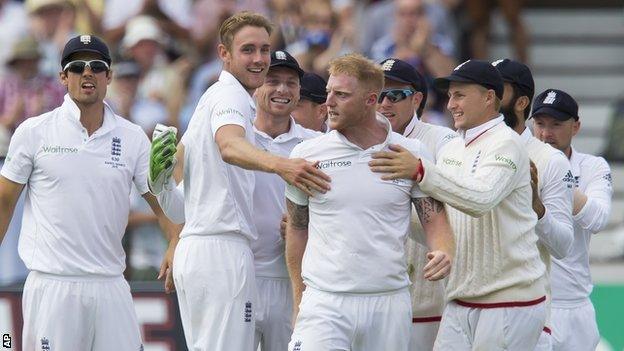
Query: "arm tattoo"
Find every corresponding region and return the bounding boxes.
[413,197,444,224]
[287,199,309,229]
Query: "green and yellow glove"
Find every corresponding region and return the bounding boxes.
[148,124,178,195]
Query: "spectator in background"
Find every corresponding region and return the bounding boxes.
[0,36,65,132]
[69,0,104,36]
[370,0,456,122]
[287,0,357,76]
[121,15,190,130]
[26,0,77,77]
[0,0,29,73]
[292,72,328,132]
[466,0,528,63]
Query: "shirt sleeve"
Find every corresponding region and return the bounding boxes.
[419,137,524,217]
[0,121,35,184]
[285,144,309,206]
[210,89,251,137]
[133,130,151,195]
[534,152,574,259]
[574,156,613,233]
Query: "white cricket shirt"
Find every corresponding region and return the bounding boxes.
[551,147,612,306]
[252,118,321,278]
[180,70,258,240]
[403,115,457,161]
[1,94,150,276]
[286,117,431,293]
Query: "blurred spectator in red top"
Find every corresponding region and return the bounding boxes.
[0,35,65,131]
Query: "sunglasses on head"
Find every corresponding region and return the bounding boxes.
[378,89,415,103]
[63,60,110,74]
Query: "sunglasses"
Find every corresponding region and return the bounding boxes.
[63,60,110,74]
[378,89,415,103]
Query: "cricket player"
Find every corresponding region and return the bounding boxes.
[377,57,457,350]
[252,50,321,350]
[286,53,454,351]
[148,12,330,350]
[292,72,328,132]
[371,60,548,350]
[0,35,179,350]
[494,59,575,350]
[532,89,613,351]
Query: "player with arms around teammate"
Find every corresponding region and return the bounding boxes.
[371,60,548,350]
[252,50,321,351]
[0,35,180,350]
[494,59,575,350]
[148,12,331,351]
[286,53,454,351]
[531,89,612,351]
[377,57,457,350]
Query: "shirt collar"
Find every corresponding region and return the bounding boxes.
[402,114,420,137]
[219,70,256,114]
[62,94,117,135]
[459,115,504,146]
[520,126,533,143]
[254,117,304,143]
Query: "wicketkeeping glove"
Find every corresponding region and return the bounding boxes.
[148,124,178,195]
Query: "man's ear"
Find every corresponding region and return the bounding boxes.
[59,71,68,87]
[516,96,530,113]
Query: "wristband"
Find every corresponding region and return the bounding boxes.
[411,161,424,182]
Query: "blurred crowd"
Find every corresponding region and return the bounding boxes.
[0,0,531,283]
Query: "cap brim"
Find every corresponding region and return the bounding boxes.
[269,63,304,78]
[433,75,475,92]
[531,106,575,121]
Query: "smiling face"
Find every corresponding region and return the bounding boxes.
[60,51,112,108]
[255,67,300,117]
[219,25,271,92]
[377,79,421,134]
[446,82,496,130]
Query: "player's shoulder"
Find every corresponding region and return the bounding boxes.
[292,122,323,140]
[111,113,148,138]
[390,131,427,152]
[575,149,610,172]
[423,121,458,141]
[14,108,60,135]
[290,131,335,157]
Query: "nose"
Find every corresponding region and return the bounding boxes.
[325,92,336,107]
[446,98,456,111]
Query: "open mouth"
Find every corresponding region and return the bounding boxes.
[270,97,291,105]
[248,67,263,73]
[81,82,96,91]
[380,112,396,118]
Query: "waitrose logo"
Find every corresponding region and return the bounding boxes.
[40,145,79,154]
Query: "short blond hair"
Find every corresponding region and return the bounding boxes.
[219,11,274,50]
[328,53,384,94]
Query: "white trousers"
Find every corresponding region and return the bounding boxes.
[534,329,553,351]
[551,300,599,351]
[22,271,142,351]
[434,300,546,351]
[410,319,441,351]
[173,235,256,351]
[254,277,293,351]
[289,287,411,351]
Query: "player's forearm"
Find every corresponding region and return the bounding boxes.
[143,193,184,241]
[286,226,308,308]
[219,135,285,174]
[157,181,186,224]
[0,177,24,245]
[535,209,573,259]
[422,206,455,257]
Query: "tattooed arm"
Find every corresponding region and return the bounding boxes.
[413,197,455,281]
[285,199,309,324]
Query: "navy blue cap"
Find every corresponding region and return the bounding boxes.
[270,50,304,78]
[61,35,111,68]
[300,72,327,104]
[380,58,428,110]
[531,89,579,121]
[492,58,534,99]
[434,59,504,99]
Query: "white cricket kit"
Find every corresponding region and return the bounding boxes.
[418,116,547,351]
[286,117,431,351]
[520,128,574,351]
[173,70,258,351]
[1,94,149,350]
[550,147,612,351]
[403,116,457,350]
[252,119,320,351]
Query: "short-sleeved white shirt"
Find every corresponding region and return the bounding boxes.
[252,119,321,278]
[286,116,431,293]
[180,70,258,240]
[1,94,150,276]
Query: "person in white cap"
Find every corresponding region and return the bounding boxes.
[0,34,180,351]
